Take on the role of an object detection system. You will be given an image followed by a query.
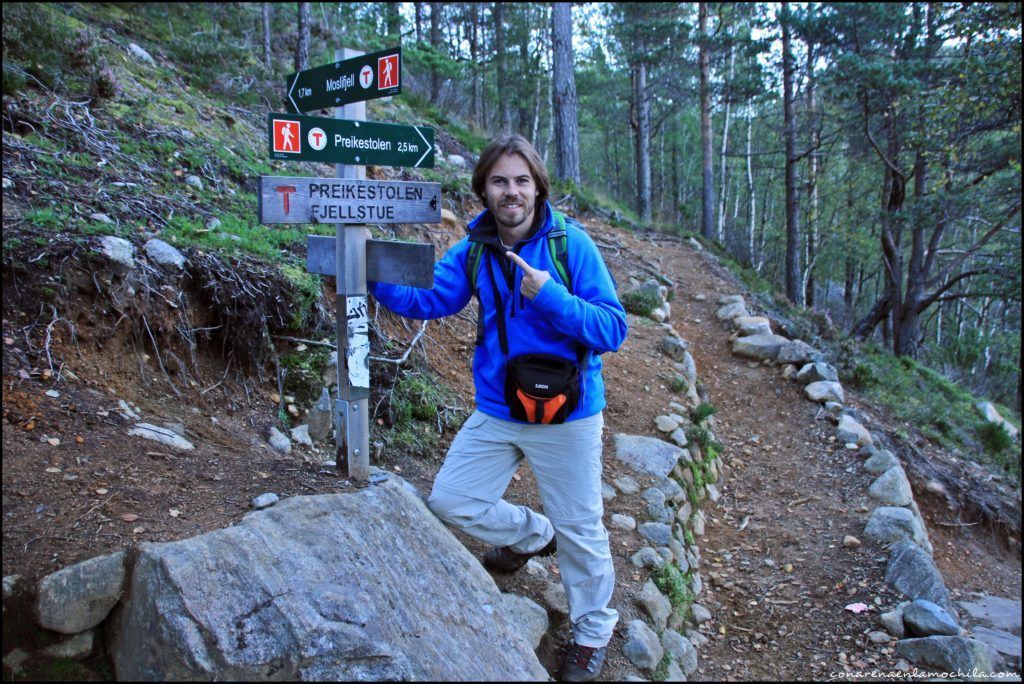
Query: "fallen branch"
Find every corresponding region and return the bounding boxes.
[786,495,818,510]
[272,335,336,350]
[370,320,428,366]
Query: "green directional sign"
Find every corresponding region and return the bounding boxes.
[285,47,401,113]
[268,113,435,168]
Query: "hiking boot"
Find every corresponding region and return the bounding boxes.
[559,642,607,682]
[482,536,556,573]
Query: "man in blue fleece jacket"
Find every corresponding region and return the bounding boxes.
[369,134,626,682]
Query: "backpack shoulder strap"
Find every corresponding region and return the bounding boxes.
[547,211,573,295]
[466,241,486,292]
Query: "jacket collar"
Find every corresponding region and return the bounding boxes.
[467,201,553,247]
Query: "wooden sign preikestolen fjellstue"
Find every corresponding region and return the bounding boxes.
[258,176,441,225]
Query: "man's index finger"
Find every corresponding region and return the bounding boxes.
[505,251,534,273]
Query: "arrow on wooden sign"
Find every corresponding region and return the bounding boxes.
[259,176,441,224]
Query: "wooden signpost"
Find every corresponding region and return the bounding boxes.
[260,47,440,480]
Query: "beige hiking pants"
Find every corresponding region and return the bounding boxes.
[426,410,618,648]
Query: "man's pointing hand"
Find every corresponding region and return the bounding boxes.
[506,251,551,300]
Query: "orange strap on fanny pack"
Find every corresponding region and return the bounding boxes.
[516,389,568,424]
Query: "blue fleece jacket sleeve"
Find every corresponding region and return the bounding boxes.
[368,239,473,319]
[530,228,627,353]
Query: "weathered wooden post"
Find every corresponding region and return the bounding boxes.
[334,46,371,480]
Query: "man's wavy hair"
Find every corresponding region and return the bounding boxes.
[471,134,550,207]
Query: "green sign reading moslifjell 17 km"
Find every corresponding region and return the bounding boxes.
[285,47,401,113]
[268,113,435,168]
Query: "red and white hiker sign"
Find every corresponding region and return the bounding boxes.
[272,119,300,154]
[378,54,399,89]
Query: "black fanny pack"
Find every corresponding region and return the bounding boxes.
[505,353,581,424]
[479,248,587,425]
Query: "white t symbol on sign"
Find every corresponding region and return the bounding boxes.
[359,65,373,89]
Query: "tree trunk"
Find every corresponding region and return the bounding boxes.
[414,2,424,42]
[895,147,929,357]
[717,42,735,243]
[494,2,511,132]
[745,103,755,267]
[430,3,443,99]
[262,3,272,70]
[551,2,580,186]
[386,2,402,41]
[633,61,652,223]
[516,9,534,135]
[804,45,819,308]
[781,2,802,305]
[468,4,479,122]
[295,2,310,72]
[699,2,715,240]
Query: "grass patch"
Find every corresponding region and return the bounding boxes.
[621,287,662,317]
[691,402,717,423]
[652,651,672,681]
[378,368,459,459]
[160,211,310,263]
[978,422,1013,456]
[278,347,331,406]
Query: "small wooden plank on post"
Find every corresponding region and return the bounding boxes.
[306,235,434,288]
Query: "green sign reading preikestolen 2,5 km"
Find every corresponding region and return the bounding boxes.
[285,47,401,113]
[268,113,435,168]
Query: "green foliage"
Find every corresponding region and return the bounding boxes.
[280,265,322,329]
[668,376,688,394]
[383,369,457,458]
[653,563,694,614]
[279,347,331,406]
[691,402,717,423]
[688,460,706,492]
[2,4,88,93]
[652,651,672,681]
[621,288,662,317]
[978,422,1013,457]
[161,212,307,263]
[444,120,489,156]
[23,207,67,232]
[850,363,877,389]
[843,345,1020,480]
[717,252,774,295]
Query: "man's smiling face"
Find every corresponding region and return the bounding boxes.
[484,153,538,242]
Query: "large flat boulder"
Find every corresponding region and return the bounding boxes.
[614,434,683,479]
[732,334,789,361]
[109,479,548,681]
